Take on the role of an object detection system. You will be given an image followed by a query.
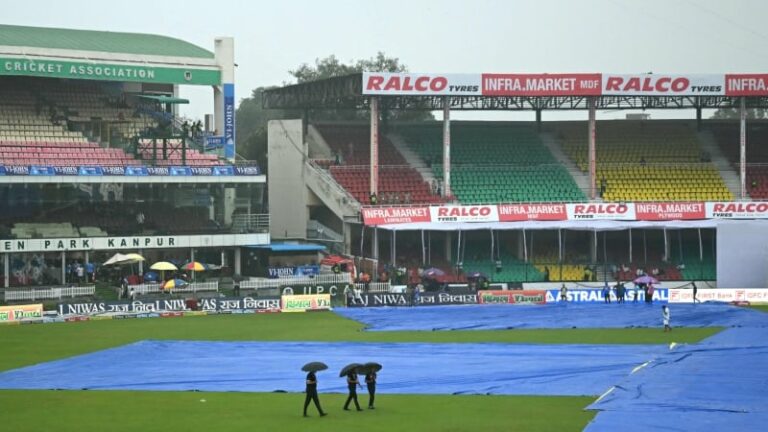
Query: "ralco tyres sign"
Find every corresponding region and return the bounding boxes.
[361,202,768,226]
[362,72,768,97]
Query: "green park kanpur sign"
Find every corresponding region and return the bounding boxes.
[0,57,221,85]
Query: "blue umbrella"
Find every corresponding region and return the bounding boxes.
[467,271,488,279]
[423,267,446,278]
[143,271,159,282]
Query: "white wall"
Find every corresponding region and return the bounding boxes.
[268,119,307,239]
[717,221,768,288]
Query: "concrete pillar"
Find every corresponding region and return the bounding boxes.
[61,252,66,284]
[224,187,236,225]
[4,253,9,288]
[445,232,452,262]
[740,97,747,199]
[138,250,144,275]
[372,228,379,261]
[588,97,597,200]
[234,248,242,275]
[214,37,236,161]
[343,222,352,255]
[442,96,452,197]
[84,251,90,283]
[591,231,597,263]
[370,97,379,197]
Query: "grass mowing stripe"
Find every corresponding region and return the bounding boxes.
[0,390,595,432]
[0,312,721,371]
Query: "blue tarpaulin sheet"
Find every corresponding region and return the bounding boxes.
[584,327,768,431]
[334,303,768,331]
[0,340,666,396]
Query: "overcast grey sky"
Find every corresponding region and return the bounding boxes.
[4,0,768,120]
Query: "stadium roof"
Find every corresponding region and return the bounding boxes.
[0,24,213,59]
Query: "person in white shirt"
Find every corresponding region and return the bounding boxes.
[662,305,671,332]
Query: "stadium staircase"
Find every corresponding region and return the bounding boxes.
[696,128,741,198]
[386,132,441,190]
[539,131,591,199]
[709,122,768,199]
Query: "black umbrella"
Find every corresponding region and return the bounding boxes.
[339,363,364,377]
[363,362,382,373]
[302,361,328,372]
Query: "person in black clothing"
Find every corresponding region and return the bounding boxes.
[303,371,327,417]
[343,371,363,411]
[692,281,698,303]
[365,371,377,409]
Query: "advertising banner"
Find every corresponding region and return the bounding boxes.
[0,304,43,322]
[417,292,479,306]
[362,72,768,97]
[362,206,431,225]
[267,265,321,278]
[482,73,602,96]
[196,297,282,312]
[346,293,410,307]
[705,202,768,219]
[566,203,636,220]
[545,288,669,303]
[477,290,547,305]
[0,57,221,85]
[58,299,190,315]
[498,203,568,221]
[430,205,498,223]
[668,288,768,304]
[602,74,724,96]
[725,74,768,96]
[280,294,332,312]
[363,72,481,96]
[635,202,706,221]
[223,83,236,159]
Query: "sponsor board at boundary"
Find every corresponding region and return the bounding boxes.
[417,292,479,306]
[347,293,410,307]
[280,284,350,299]
[362,201,768,225]
[477,290,547,305]
[362,72,768,97]
[0,304,43,322]
[546,288,669,303]
[281,294,331,312]
[57,297,281,316]
[668,288,768,304]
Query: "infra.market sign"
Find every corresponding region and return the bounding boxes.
[0,57,221,85]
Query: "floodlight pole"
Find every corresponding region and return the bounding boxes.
[740,97,747,199]
[588,97,597,200]
[370,97,380,198]
[442,96,452,198]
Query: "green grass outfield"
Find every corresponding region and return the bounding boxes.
[0,312,721,432]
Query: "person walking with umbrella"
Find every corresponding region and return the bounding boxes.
[340,364,363,411]
[302,362,327,417]
[363,362,382,409]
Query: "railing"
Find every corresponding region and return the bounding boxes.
[232,213,270,234]
[4,285,96,302]
[358,282,392,293]
[127,281,219,295]
[306,160,362,211]
[240,273,353,290]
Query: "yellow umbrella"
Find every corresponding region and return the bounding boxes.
[123,253,146,263]
[150,262,178,271]
[163,279,187,290]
